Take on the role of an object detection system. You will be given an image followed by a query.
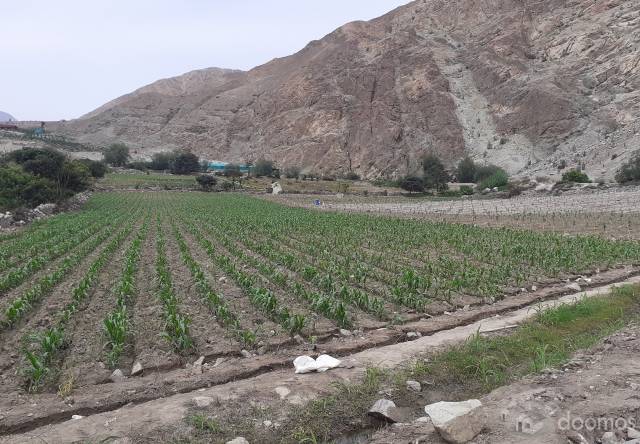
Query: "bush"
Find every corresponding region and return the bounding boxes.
[474,164,505,183]
[400,176,425,193]
[459,185,474,195]
[6,148,66,180]
[0,164,60,210]
[344,172,360,181]
[422,155,449,191]
[171,151,200,175]
[283,166,301,179]
[561,169,591,183]
[223,163,242,178]
[60,161,91,192]
[478,170,509,190]
[196,174,217,191]
[253,158,274,177]
[77,159,107,178]
[456,156,477,183]
[128,160,150,172]
[616,153,640,184]
[104,143,130,167]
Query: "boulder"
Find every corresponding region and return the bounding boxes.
[628,428,640,439]
[406,380,422,392]
[566,282,582,292]
[226,438,249,444]
[424,399,485,444]
[368,399,400,423]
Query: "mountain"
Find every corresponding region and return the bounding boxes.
[0,111,15,122]
[51,0,640,180]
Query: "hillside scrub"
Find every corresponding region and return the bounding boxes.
[616,153,640,184]
[0,148,96,210]
[456,156,477,183]
[103,143,130,167]
[561,169,591,183]
[422,155,449,191]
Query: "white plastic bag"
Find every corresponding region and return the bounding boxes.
[293,355,341,374]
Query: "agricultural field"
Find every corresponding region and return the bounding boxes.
[1,191,640,438]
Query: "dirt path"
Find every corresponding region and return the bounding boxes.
[3,275,639,443]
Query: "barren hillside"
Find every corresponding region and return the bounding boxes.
[51,0,640,180]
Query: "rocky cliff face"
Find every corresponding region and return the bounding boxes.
[52,0,640,180]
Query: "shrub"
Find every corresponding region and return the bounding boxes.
[478,170,509,190]
[77,159,107,178]
[196,175,217,191]
[456,156,477,183]
[474,164,506,183]
[5,148,66,180]
[104,143,130,167]
[616,153,640,184]
[253,158,274,177]
[400,176,425,193]
[460,185,474,195]
[422,155,449,191]
[171,151,200,175]
[223,163,242,178]
[284,166,301,179]
[0,164,59,210]
[60,161,91,192]
[344,171,360,181]
[127,161,150,172]
[561,169,591,184]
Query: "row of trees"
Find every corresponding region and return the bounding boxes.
[399,155,510,194]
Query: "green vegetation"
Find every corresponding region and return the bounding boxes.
[103,143,130,167]
[616,152,640,184]
[196,174,217,191]
[253,158,275,177]
[476,164,509,190]
[561,169,591,184]
[422,154,449,191]
[171,151,201,174]
[0,148,103,210]
[456,156,477,183]
[399,175,425,193]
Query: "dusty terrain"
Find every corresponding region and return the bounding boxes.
[49,0,640,180]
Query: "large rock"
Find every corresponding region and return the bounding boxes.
[368,399,400,423]
[424,399,485,444]
[131,361,143,376]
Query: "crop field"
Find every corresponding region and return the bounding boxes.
[1,192,640,401]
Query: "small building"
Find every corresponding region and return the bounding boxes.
[206,161,252,174]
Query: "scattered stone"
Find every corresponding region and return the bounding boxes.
[218,277,227,283]
[339,329,353,337]
[293,334,305,345]
[192,396,214,408]
[214,357,227,367]
[406,332,422,340]
[193,356,205,367]
[601,431,622,444]
[71,415,84,420]
[226,438,249,444]
[110,369,126,383]
[263,420,273,428]
[131,361,143,376]
[566,431,590,444]
[424,399,484,444]
[628,428,640,439]
[275,386,290,399]
[368,399,399,423]
[240,350,252,358]
[406,380,422,392]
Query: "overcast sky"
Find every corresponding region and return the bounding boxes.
[1,1,410,121]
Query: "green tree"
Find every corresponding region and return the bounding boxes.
[104,143,130,167]
[223,163,242,178]
[283,166,301,179]
[456,156,477,183]
[6,148,65,181]
[150,152,177,170]
[60,160,92,191]
[171,151,200,174]
[422,155,449,191]
[474,164,505,183]
[77,159,107,178]
[399,176,425,193]
[253,158,274,177]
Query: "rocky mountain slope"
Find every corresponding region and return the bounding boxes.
[51,0,640,180]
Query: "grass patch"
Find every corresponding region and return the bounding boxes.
[411,284,639,393]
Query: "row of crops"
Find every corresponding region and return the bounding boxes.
[1,192,639,392]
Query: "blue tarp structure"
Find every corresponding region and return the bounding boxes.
[207,161,251,173]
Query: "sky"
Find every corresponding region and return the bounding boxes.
[0,0,410,121]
